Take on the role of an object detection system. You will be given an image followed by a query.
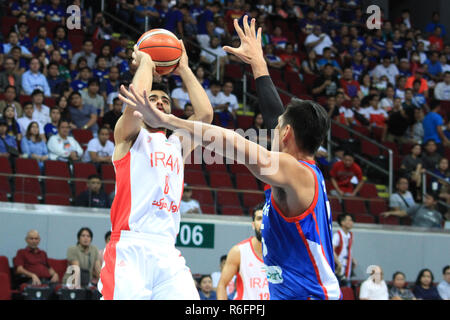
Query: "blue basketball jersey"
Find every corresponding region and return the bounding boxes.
[261,160,341,300]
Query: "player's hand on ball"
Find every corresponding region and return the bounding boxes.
[172,40,189,75]
[119,84,168,128]
[132,45,156,74]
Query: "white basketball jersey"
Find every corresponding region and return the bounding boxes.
[110,128,184,243]
[233,238,270,300]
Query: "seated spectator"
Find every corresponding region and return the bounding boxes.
[99,66,120,101]
[0,119,19,158]
[431,158,450,194]
[224,0,244,34]
[330,152,364,198]
[2,105,22,142]
[113,34,130,61]
[33,24,54,52]
[301,49,320,75]
[264,43,286,70]
[68,92,98,135]
[312,64,340,98]
[402,88,417,123]
[389,271,416,300]
[75,174,110,209]
[3,31,32,58]
[22,58,51,97]
[270,26,288,50]
[71,56,88,80]
[332,213,356,287]
[304,25,335,56]
[13,229,59,286]
[17,102,45,139]
[44,107,61,140]
[421,139,442,171]
[437,265,450,300]
[46,62,66,98]
[424,51,443,83]
[370,55,399,86]
[55,96,74,128]
[0,85,22,118]
[412,268,443,300]
[216,80,239,127]
[102,97,123,131]
[206,80,223,110]
[405,108,425,144]
[279,43,301,73]
[359,73,372,97]
[11,0,30,17]
[21,121,48,170]
[70,39,97,71]
[198,275,217,300]
[49,50,71,82]
[47,119,83,161]
[434,71,450,101]
[200,36,228,82]
[180,183,202,215]
[248,112,270,148]
[0,58,22,94]
[45,0,65,24]
[80,79,105,117]
[384,97,410,143]
[399,143,423,190]
[359,265,389,300]
[317,47,342,74]
[389,177,416,211]
[62,227,101,288]
[380,85,395,112]
[423,101,449,149]
[440,54,450,73]
[92,56,110,82]
[70,67,91,93]
[323,95,339,121]
[340,68,361,100]
[9,46,27,75]
[365,94,388,128]
[182,103,194,120]
[82,127,114,164]
[52,26,72,63]
[31,89,50,132]
[171,82,191,110]
[336,92,353,125]
[382,191,443,228]
[406,69,429,97]
[195,66,210,90]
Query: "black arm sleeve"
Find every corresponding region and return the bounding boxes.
[255,75,286,130]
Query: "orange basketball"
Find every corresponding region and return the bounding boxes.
[136,29,182,75]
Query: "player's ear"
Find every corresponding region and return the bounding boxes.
[281,124,292,144]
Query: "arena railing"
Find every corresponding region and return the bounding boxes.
[421,169,450,212]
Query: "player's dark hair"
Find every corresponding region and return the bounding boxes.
[151,82,170,96]
[76,227,93,244]
[280,98,330,155]
[252,203,265,221]
[337,213,354,226]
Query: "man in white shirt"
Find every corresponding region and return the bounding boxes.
[171,82,191,110]
[31,89,50,132]
[47,119,83,161]
[179,184,202,215]
[370,55,399,86]
[200,36,228,81]
[206,80,224,109]
[304,25,335,56]
[82,126,114,164]
[434,71,450,101]
[219,81,239,113]
[437,265,450,300]
[17,102,45,139]
[359,265,389,300]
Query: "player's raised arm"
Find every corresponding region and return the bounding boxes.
[114,45,156,151]
[217,246,240,300]
[172,40,214,160]
[223,16,285,130]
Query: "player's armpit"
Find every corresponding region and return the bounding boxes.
[217,246,240,300]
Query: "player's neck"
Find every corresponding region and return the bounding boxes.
[281,143,314,163]
[252,237,263,259]
[144,123,167,135]
[341,227,350,234]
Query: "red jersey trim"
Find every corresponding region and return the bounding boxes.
[100,232,121,300]
[110,151,132,232]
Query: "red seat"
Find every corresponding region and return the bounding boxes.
[104,182,115,195]
[14,177,41,195]
[0,272,11,300]
[221,206,244,216]
[361,140,380,157]
[0,256,11,286]
[229,163,251,175]
[341,287,355,300]
[15,158,41,175]
[0,193,7,201]
[45,179,72,196]
[358,183,378,198]
[368,200,388,216]
[352,125,370,137]
[204,163,228,172]
[378,215,400,225]
[44,97,56,107]
[216,191,240,206]
[331,122,350,140]
[191,189,214,205]
[184,171,208,186]
[291,83,309,96]
[47,258,68,283]
[236,174,259,190]
[297,94,313,101]
[201,204,216,214]
[236,115,254,130]
[242,193,265,208]
[354,214,375,224]
[101,164,115,181]
[278,92,292,106]
[44,160,71,178]
[74,181,88,196]
[285,71,300,85]
[0,176,11,194]
[73,163,97,179]
[71,129,93,145]
[19,95,32,105]
[0,158,12,174]
[268,68,283,83]
[371,126,384,142]
[45,194,71,206]
[225,64,243,79]
[400,142,415,155]
[13,192,39,204]
[303,73,317,90]
[209,172,233,188]
[184,163,203,172]
[329,197,343,214]
[344,199,367,215]
[382,141,399,156]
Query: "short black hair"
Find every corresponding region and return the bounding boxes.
[31,89,44,97]
[281,98,330,155]
[104,231,111,242]
[199,274,212,283]
[337,213,354,226]
[88,78,100,86]
[98,126,110,135]
[252,203,265,221]
[76,227,93,243]
[425,191,439,201]
[429,100,440,110]
[220,254,227,263]
[151,82,170,96]
[392,271,406,281]
[343,151,354,158]
[443,265,450,274]
[88,174,101,181]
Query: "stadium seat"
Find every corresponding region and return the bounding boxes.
[15,158,41,176]
[361,140,380,157]
[0,256,11,285]
[331,122,350,140]
[329,197,343,215]
[0,158,12,174]
[378,215,400,225]
[192,189,214,205]
[343,199,367,215]
[73,163,97,179]
[45,179,72,196]
[14,177,41,195]
[44,194,71,206]
[184,171,208,186]
[13,192,39,204]
[352,125,370,137]
[0,193,7,202]
[71,129,93,146]
[400,142,415,155]
[101,164,115,181]
[0,272,11,300]
[204,163,228,172]
[221,206,245,216]
[285,71,300,85]
[44,161,71,178]
[209,172,234,188]
[104,183,115,196]
[382,141,399,156]
[368,200,388,217]
[371,126,384,142]
[0,176,11,194]
[291,83,309,97]
[229,163,251,175]
[216,191,240,206]
[354,214,375,224]
[235,174,259,190]
[74,181,88,197]
[268,68,283,83]
[242,193,265,209]
[278,92,292,106]
[200,204,216,214]
[47,259,68,283]
[225,63,243,79]
[236,115,254,130]
[341,287,355,300]
[358,183,378,198]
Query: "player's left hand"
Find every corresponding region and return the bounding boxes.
[172,40,189,75]
[118,84,169,128]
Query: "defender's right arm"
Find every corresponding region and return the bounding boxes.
[217,245,240,300]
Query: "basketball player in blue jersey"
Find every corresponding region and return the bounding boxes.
[118,16,341,300]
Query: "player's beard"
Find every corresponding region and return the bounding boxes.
[254,228,262,242]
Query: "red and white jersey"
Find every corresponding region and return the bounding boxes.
[110,128,184,243]
[233,238,270,300]
[332,228,353,278]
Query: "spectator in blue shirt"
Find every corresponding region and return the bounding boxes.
[197,2,219,35]
[165,4,185,37]
[11,0,30,17]
[422,100,450,150]
[53,26,72,63]
[9,46,27,74]
[45,0,65,24]
[44,107,61,140]
[317,47,342,75]
[113,35,130,60]
[33,25,54,53]
[134,0,160,29]
[22,58,51,97]
[425,12,446,38]
[92,56,109,81]
[17,23,31,51]
[21,121,49,171]
[411,80,428,109]
[70,67,91,92]
[29,0,47,21]
[424,51,443,82]
[413,269,443,300]
[3,31,32,59]
[0,119,18,158]
[198,275,217,300]
[99,66,120,100]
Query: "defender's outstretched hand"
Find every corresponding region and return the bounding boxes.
[223,15,263,65]
[118,84,169,129]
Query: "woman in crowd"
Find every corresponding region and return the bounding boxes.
[412,269,442,300]
[2,105,22,142]
[20,121,49,171]
[389,271,416,300]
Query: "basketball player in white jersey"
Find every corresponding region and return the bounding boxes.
[97,37,213,300]
[217,203,270,300]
